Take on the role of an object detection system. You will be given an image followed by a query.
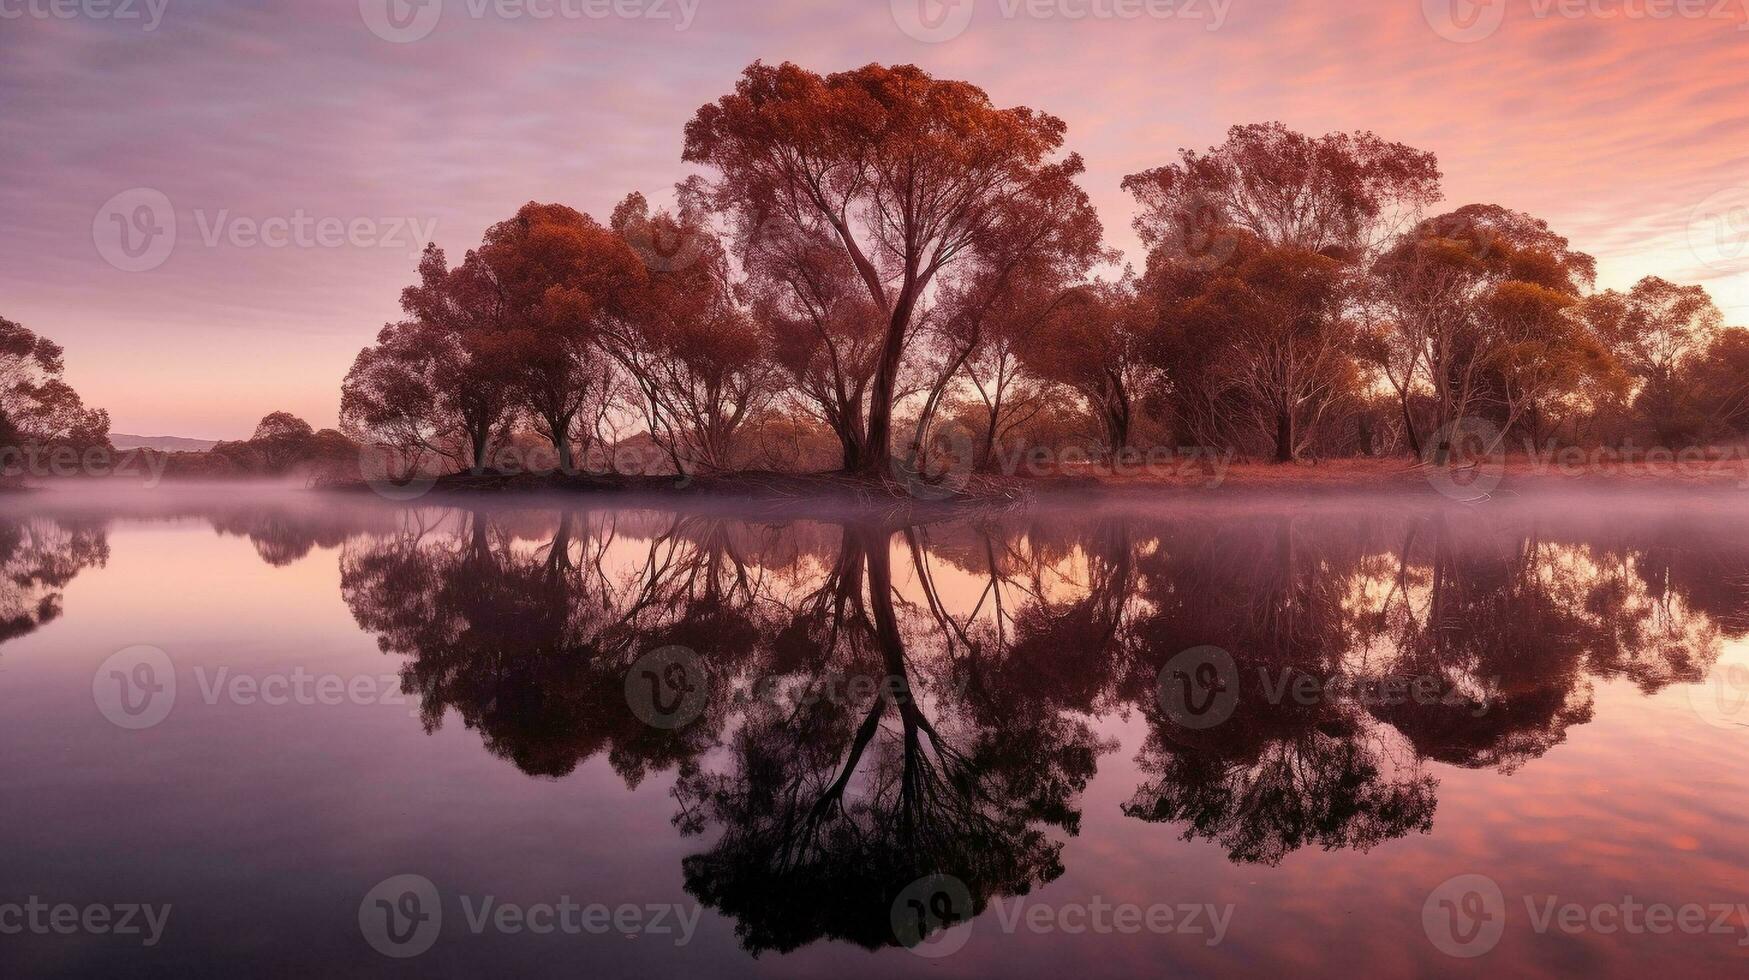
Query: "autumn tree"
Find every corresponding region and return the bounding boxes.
[0,316,112,454]
[743,214,883,470]
[1162,235,1358,461]
[943,272,1072,471]
[684,61,1095,479]
[1126,123,1438,461]
[909,157,1107,470]
[325,92,1740,476]
[1018,277,1160,461]
[342,241,530,474]
[1484,278,1616,448]
[1682,328,1749,438]
[477,202,646,472]
[411,246,524,469]
[1577,276,1723,444]
[603,193,773,473]
[1123,122,1441,261]
[1363,205,1604,459]
[340,320,449,476]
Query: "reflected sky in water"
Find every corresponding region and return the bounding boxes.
[3,489,1749,977]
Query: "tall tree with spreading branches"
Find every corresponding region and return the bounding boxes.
[683,61,1095,479]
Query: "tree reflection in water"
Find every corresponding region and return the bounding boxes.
[675,524,1108,953]
[0,515,107,644]
[332,503,1744,948]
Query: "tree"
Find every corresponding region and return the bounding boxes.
[400,245,527,471]
[1483,278,1616,448]
[1126,123,1438,462]
[908,161,1107,471]
[1578,276,1723,444]
[1163,236,1358,462]
[1018,277,1160,461]
[745,214,884,471]
[249,411,315,473]
[1683,328,1749,438]
[684,61,1094,478]
[1123,122,1441,261]
[341,319,450,476]
[0,316,112,455]
[342,245,523,474]
[476,202,646,472]
[1364,204,1602,460]
[604,193,774,473]
[945,273,1066,472]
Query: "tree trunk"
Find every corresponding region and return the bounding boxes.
[1274,409,1294,463]
[977,410,1001,474]
[471,426,489,473]
[1430,400,1451,466]
[1103,378,1131,464]
[839,435,861,473]
[1399,391,1422,458]
[859,298,917,478]
[1105,409,1129,464]
[861,351,901,476]
[828,406,867,474]
[544,410,576,474]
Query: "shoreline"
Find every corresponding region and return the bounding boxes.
[17,455,1749,515]
[317,454,1749,506]
[15,460,1749,525]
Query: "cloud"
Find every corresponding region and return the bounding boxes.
[3,0,1746,434]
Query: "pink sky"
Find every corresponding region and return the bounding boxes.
[2,0,1746,439]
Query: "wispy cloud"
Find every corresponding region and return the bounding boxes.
[2,0,1745,435]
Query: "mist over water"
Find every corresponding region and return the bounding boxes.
[3,486,1749,977]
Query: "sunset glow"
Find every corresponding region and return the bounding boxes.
[4,0,1746,436]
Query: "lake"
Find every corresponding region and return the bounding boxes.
[3,488,1748,977]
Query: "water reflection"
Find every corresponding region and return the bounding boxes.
[0,514,107,643]
[672,523,1105,954]
[340,510,729,783]
[2,494,1741,967]
[317,502,1742,952]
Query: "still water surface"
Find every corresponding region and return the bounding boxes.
[3,489,1749,977]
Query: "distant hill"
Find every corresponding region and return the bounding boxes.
[110,434,220,453]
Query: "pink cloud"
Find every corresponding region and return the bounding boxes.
[2,0,1744,436]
